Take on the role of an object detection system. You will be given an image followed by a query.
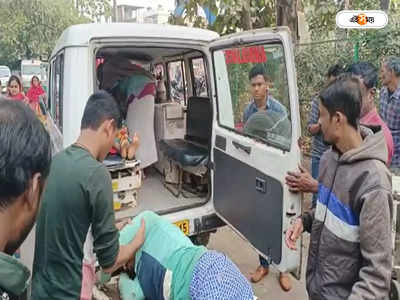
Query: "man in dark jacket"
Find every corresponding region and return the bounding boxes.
[286,74,392,299]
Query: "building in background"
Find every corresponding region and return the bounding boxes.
[144,5,170,24]
[113,0,174,24]
[116,4,145,23]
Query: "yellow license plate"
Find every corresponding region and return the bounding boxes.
[112,181,118,191]
[174,220,189,235]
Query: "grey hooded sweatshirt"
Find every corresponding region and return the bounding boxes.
[302,126,393,300]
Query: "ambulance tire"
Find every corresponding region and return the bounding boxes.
[390,279,400,300]
[190,232,211,247]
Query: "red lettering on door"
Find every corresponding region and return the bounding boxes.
[224,46,267,64]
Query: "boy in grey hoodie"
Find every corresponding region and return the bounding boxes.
[286,74,393,299]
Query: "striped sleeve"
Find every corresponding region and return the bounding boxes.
[307,96,319,129]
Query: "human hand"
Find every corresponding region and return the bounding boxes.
[116,218,131,231]
[285,165,318,193]
[285,217,303,250]
[308,123,321,135]
[132,133,139,149]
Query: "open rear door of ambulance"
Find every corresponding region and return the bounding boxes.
[208,27,303,277]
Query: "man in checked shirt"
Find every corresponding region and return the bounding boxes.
[379,56,400,171]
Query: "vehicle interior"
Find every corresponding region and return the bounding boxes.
[94,46,212,218]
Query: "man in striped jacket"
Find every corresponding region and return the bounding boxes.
[286,74,392,299]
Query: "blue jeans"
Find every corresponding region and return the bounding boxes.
[259,255,269,267]
[311,156,320,208]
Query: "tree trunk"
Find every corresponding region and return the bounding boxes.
[381,0,390,11]
[242,0,252,30]
[336,0,350,41]
[276,0,299,43]
[112,0,117,22]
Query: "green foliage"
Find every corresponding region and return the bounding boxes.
[0,0,90,69]
[297,0,400,153]
[295,40,354,148]
[75,0,111,22]
[169,0,276,34]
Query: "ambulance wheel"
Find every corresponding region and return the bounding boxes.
[190,232,211,246]
[390,279,400,300]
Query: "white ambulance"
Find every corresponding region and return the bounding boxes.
[39,23,303,277]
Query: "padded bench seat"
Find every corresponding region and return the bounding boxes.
[160,139,208,167]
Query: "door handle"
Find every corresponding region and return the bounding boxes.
[232,140,251,154]
[256,177,266,193]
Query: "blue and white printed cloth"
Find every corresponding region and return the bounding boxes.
[190,250,254,300]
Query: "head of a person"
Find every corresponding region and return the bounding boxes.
[31,75,40,87]
[346,62,378,118]
[80,91,122,161]
[7,75,22,96]
[0,99,51,255]
[381,56,400,87]
[318,73,361,146]
[249,65,271,102]
[326,64,343,83]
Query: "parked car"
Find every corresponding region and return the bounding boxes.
[0,65,11,93]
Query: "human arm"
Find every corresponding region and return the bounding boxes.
[307,96,321,136]
[103,219,145,274]
[348,189,392,300]
[285,165,318,194]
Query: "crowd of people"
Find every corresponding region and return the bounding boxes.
[0,74,47,122]
[0,56,400,300]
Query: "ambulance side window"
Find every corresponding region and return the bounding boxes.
[213,44,292,151]
[167,60,186,105]
[49,54,64,132]
[190,57,208,97]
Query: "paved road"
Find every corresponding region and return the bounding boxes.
[208,226,309,300]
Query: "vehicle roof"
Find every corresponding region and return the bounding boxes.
[0,65,10,69]
[51,23,220,57]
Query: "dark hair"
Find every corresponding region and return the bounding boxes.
[346,62,377,89]
[31,75,40,85]
[319,73,361,129]
[81,91,122,130]
[8,75,22,91]
[0,99,52,209]
[249,65,270,82]
[327,64,344,78]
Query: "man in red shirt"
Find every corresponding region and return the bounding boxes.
[351,62,394,164]
[286,62,393,195]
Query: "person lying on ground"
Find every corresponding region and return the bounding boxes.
[106,210,254,300]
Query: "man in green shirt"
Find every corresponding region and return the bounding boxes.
[0,99,52,300]
[32,91,145,300]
